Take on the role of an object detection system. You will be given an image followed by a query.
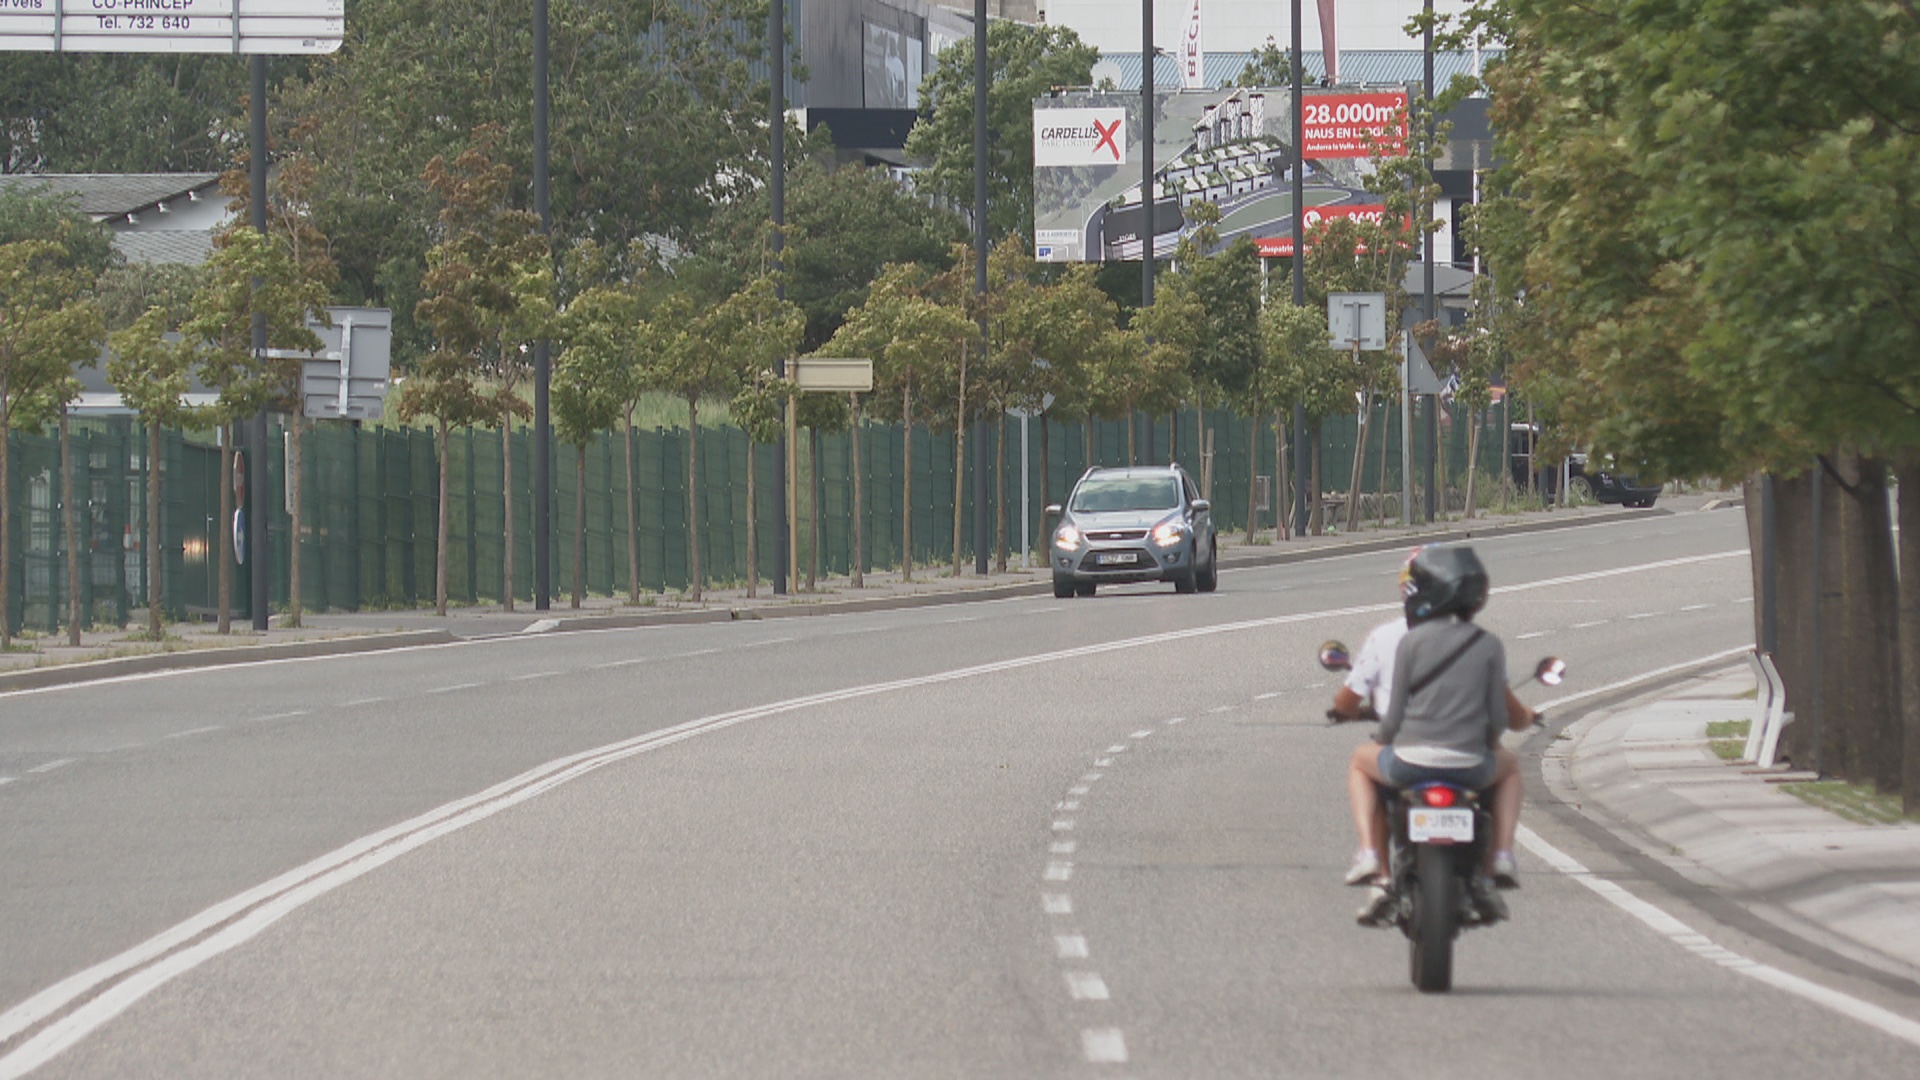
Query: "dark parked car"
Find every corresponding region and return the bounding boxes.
[1508,426,1660,508]
[1046,464,1218,598]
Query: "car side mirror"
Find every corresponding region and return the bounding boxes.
[1190,499,1210,513]
[1317,640,1352,672]
[1044,504,1062,518]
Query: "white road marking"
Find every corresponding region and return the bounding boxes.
[1736,596,1755,604]
[1080,773,1103,783]
[1055,935,1090,959]
[0,564,1754,1070]
[941,617,981,625]
[1167,716,1186,724]
[510,671,559,681]
[425,683,480,694]
[523,619,561,634]
[1129,730,1152,739]
[1572,620,1610,629]
[1065,972,1110,1001]
[1519,824,1920,1049]
[1517,632,1548,640]
[1056,801,1081,812]
[163,727,220,740]
[1045,862,1074,882]
[1628,612,1662,620]
[594,657,651,669]
[28,760,72,774]
[340,697,388,707]
[737,637,797,649]
[1069,786,1089,796]
[1053,820,1075,831]
[1681,603,1713,612]
[247,711,309,723]
[1107,744,1130,753]
[1207,705,1235,714]
[1082,1029,1128,1064]
[1043,894,1073,915]
[1051,841,1077,855]
[0,777,14,787]
[1094,758,1113,767]
[680,648,720,658]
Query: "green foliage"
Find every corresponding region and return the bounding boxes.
[903,21,1098,242]
[1232,39,1293,88]
[186,227,329,422]
[0,239,104,433]
[0,54,251,172]
[0,186,118,277]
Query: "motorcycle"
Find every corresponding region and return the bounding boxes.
[1317,641,1565,992]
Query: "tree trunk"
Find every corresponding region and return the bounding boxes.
[994,414,1007,573]
[573,445,586,609]
[1246,412,1261,546]
[746,439,759,599]
[952,349,967,579]
[218,431,233,635]
[1346,392,1370,533]
[1831,452,1900,792]
[1084,416,1093,471]
[500,419,515,612]
[287,411,304,626]
[60,407,80,646]
[1896,452,1919,814]
[1126,407,1136,465]
[901,384,914,582]
[625,412,640,605]
[1038,411,1052,560]
[1274,411,1290,540]
[1310,434,1324,536]
[146,421,163,638]
[1376,399,1392,527]
[1462,407,1481,521]
[686,398,702,601]
[850,395,864,588]
[809,426,821,590]
[0,409,10,648]
[435,425,450,617]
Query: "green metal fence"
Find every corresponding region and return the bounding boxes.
[4,402,1510,632]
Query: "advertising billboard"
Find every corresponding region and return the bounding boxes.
[1033,85,1408,264]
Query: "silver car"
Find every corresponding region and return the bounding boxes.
[1046,464,1219,598]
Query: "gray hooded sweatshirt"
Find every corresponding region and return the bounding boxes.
[1377,616,1508,769]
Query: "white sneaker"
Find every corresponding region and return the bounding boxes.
[1356,885,1395,927]
[1344,849,1382,886]
[1491,850,1519,889]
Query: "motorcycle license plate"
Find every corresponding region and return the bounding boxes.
[1408,808,1474,843]
[1096,552,1138,565]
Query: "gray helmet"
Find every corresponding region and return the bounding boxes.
[1402,544,1490,623]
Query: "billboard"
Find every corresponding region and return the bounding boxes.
[1033,85,1409,264]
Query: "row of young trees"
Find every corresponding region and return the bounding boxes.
[1448,0,1919,809]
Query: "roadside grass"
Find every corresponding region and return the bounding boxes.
[1783,781,1914,826]
[1706,719,1749,761]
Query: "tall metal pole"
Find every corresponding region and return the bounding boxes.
[1289,0,1309,537]
[1759,473,1777,654]
[973,0,991,575]
[248,56,270,632]
[1142,0,1157,465]
[771,0,789,594]
[532,0,553,608]
[1421,0,1438,523]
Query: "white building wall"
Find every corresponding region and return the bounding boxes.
[1041,0,1476,56]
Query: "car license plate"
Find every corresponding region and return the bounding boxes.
[1096,551,1138,565]
[1408,808,1474,843]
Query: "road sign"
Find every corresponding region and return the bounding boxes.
[791,357,873,393]
[0,0,344,55]
[1327,292,1386,351]
[283,307,392,421]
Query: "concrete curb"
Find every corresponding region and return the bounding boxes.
[0,629,456,694]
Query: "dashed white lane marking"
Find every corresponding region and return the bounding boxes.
[1255,691,1282,701]
[1043,894,1073,915]
[1519,824,1920,1049]
[940,616,981,625]
[510,671,559,681]
[28,760,72,774]
[1680,603,1713,612]
[247,711,309,724]
[0,777,14,786]
[341,697,388,707]
[737,637,797,649]
[1052,819,1076,831]
[1517,631,1548,640]
[1166,716,1188,725]
[1572,620,1610,629]
[680,648,720,658]
[1628,612,1662,620]
[1094,758,1113,767]
[1735,596,1755,604]
[1106,744,1130,753]
[163,727,221,740]
[1082,1028,1128,1064]
[425,683,480,694]
[1045,862,1074,882]
[1207,705,1235,714]
[1064,972,1110,1001]
[1051,841,1077,855]
[1069,786,1090,796]
[1055,935,1090,960]
[1056,800,1081,812]
[1128,730,1152,740]
[1080,772,1103,783]
[594,657,651,669]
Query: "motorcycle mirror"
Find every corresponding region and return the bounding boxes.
[1317,640,1351,672]
[1533,656,1567,687]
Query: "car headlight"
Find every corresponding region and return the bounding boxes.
[1054,525,1083,550]
[1151,522,1186,546]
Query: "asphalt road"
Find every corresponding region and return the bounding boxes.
[4,506,1915,1077]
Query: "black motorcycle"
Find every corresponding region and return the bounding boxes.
[1318,641,1565,992]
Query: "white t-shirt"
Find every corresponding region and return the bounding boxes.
[1343,616,1408,717]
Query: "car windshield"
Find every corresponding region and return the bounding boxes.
[1069,476,1180,513]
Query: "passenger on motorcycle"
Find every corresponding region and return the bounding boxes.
[1338,545,1525,924]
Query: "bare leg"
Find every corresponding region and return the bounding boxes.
[1486,746,1521,872]
[1347,743,1389,876]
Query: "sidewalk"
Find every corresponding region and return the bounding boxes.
[1,492,1723,691]
[1557,665,1920,985]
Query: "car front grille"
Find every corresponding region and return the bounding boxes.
[1085,529,1148,541]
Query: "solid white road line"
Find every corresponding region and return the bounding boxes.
[1519,824,1920,1049]
[0,553,1755,1075]
[27,761,72,774]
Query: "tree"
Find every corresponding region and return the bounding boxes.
[1232,39,1294,88]
[411,125,554,614]
[551,336,623,610]
[108,309,204,640]
[904,21,1098,243]
[1465,0,1920,806]
[701,275,803,594]
[652,290,740,602]
[0,55,249,173]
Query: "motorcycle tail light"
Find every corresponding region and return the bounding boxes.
[1421,787,1458,808]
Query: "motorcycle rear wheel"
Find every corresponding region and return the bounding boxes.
[1409,844,1458,992]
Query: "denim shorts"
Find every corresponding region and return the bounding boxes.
[1377,745,1496,791]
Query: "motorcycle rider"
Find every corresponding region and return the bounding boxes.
[1338,545,1527,925]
